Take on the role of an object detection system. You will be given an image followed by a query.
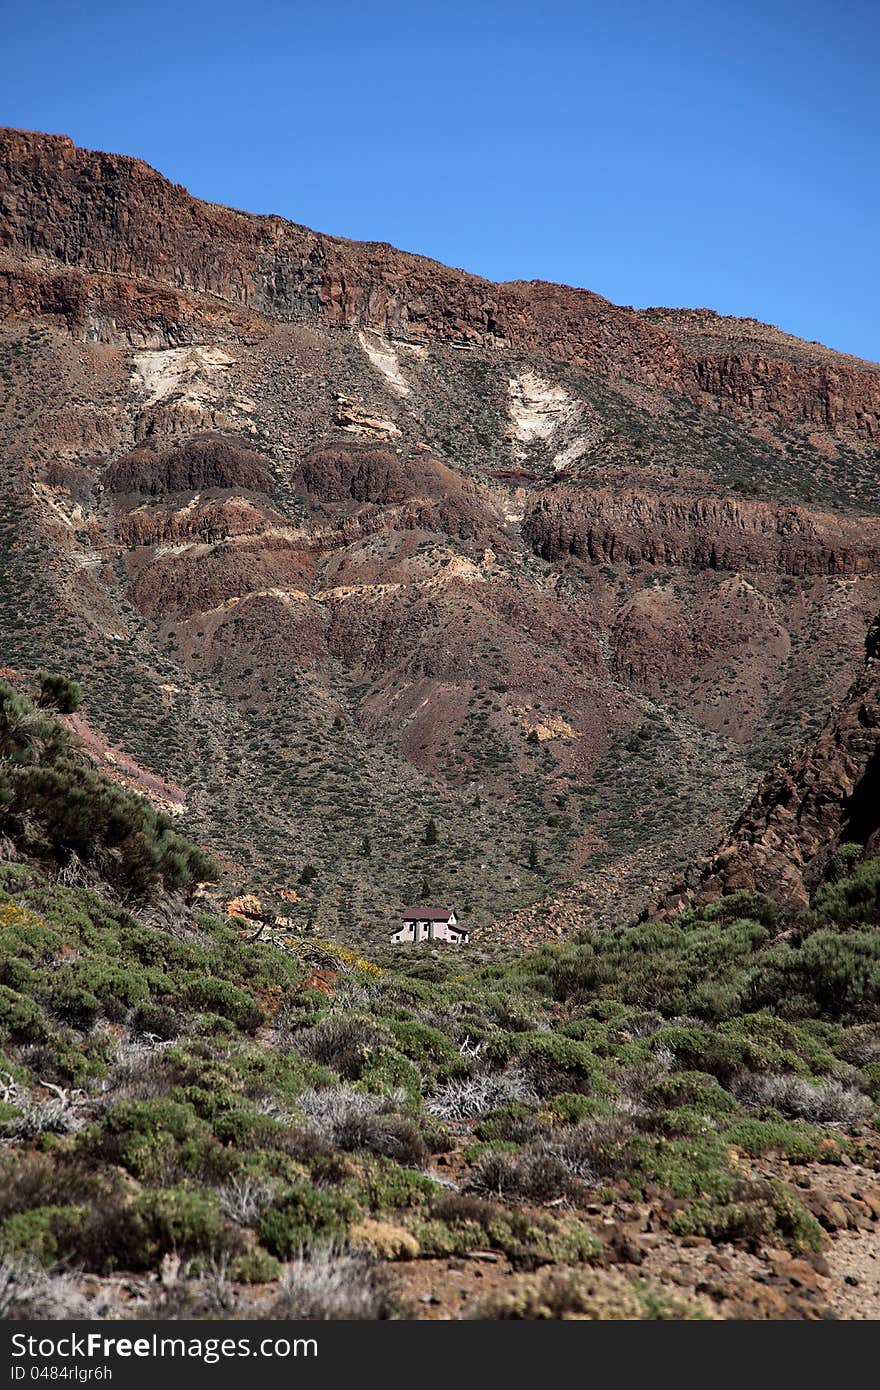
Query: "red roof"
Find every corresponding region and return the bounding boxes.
[401,906,456,922]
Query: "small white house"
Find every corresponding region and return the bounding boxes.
[391,905,469,945]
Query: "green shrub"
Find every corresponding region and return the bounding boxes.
[813,857,880,925]
[0,1204,82,1266]
[669,1181,823,1253]
[67,963,153,1019]
[258,1183,357,1258]
[720,1119,832,1162]
[47,981,100,1030]
[641,1072,739,1119]
[543,1093,615,1126]
[0,679,217,898]
[182,978,264,1033]
[231,1248,282,1284]
[752,931,880,1022]
[0,985,47,1044]
[343,1157,436,1212]
[588,1131,735,1201]
[120,1188,229,1271]
[489,1031,612,1095]
[89,1099,226,1184]
[35,673,82,715]
[358,1048,423,1100]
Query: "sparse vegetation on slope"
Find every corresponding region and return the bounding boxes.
[0,678,216,898]
[0,702,878,1318]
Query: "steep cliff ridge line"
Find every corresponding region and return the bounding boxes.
[639,306,880,373]
[2,127,879,438]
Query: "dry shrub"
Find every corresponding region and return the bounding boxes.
[292,1016,388,1079]
[471,1266,704,1320]
[838,1025,880,1066]
[427,1068,536,1121]
[296,1087,428,1165]
[268,1244,395,1320]
[467,1148,576,1204]
[550,1116,637,1183]
[217,1176,275,1227]
[731,1073,873,1126]
[0,1256,116,1320]
[349,1219,420,1260]
[0,1153,100,1222]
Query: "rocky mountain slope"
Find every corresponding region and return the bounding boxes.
[679,614,880,911]
[1,678,880,1322]
[2,127,879,942]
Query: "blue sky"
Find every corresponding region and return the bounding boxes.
[4,1,878,361]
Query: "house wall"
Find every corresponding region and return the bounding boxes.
[391,916,468,944]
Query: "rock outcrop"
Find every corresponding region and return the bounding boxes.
[675,615,880,909]
[523,488,880,577]
[3,128,879,438]
[106,436,274,495]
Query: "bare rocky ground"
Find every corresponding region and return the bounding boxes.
[382,1154,880,1320]
[824,1227,880,1319]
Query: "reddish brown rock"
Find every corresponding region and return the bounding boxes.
[523,487,880,578]
[689,614,880,907]
[3,128,880,438]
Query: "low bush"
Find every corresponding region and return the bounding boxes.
[669,1180,823,1253]
[467,1148,577,1203]
[257,1184,358,1259]
[0,1205,82,1267]
[182,979,264,1033]
[471,1267,703,1320]
[230,1249,282,1284]
[77,1187,237,1273]
[268,1246,395,1320]
[293,1015,391,1079]
[85,1099,229,1185]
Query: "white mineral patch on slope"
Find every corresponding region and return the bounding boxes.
[132,346,238,406]
[358,330,410,396]
[552,437,589,471]
[508,371,581,444]
[422,556,487,590]
[399,342,428,361]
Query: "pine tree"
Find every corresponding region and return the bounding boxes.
[360,834,372,857]
[425,818,438,845]
[528,841,539,871]
[35,672,82,714]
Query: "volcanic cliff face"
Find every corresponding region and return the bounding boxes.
[3,129,880,438]
[670,616,880,911]
[524,490,880,577]
[2,126,879,942]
